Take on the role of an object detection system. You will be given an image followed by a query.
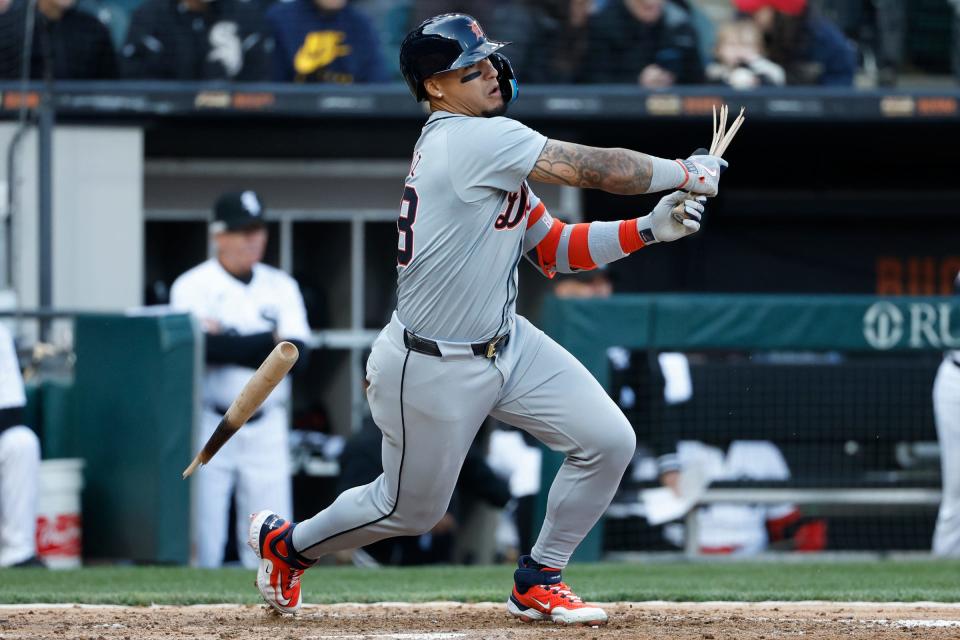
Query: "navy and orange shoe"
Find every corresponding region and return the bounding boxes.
[247,510,315,614]
[506,555,607,625]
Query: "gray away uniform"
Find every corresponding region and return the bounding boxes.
[292,111,635,568]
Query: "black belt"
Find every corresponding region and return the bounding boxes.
[213,405,264,423]
[403,329,509,359]
[0,406,25,436]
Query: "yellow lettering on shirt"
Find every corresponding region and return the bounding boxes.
[294,31,352,76]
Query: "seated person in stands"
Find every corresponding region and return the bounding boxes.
[0,0,117,79]
[265,0,388,83]
[121,0,271,80]
[706,18,785,88]
[514,0,592,85]
[583,0,704,87]
[734,0,856,86]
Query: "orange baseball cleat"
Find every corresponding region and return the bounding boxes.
[506,555,607,625]
[247,510,315,614]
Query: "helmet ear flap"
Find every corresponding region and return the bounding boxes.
[490,53,519,105]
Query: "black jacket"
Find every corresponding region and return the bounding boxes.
[583,0,703,84]
[0,4,118,80]
[121,0,271,80]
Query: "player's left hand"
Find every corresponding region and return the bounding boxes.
[638,190,705,244]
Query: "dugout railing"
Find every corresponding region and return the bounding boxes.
[539,294,952,560]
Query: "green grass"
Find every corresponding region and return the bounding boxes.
[1,560,958,606]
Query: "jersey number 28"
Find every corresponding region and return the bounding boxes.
[397,185,419,266]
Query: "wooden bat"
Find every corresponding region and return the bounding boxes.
[182,341,299,479]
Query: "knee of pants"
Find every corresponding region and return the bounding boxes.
[395,501,450,536]
[588,415,636,471]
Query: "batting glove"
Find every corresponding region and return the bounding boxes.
[637,191,705,244]
[677,152,727,197]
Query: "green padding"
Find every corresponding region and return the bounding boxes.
[40,378,75,459]
[72,313,196,564]
[536,293,960,561]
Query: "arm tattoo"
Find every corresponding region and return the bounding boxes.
[529,139,655,195]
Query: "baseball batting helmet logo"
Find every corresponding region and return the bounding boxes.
[399,13,519,106]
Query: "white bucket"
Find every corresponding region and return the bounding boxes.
[35,459,85,569]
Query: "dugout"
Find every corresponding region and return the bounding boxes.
[540,294,949,558]
[2,83,958,561]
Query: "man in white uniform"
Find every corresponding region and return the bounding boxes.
[932,271,960,556]
[0,323,42,567]
[248,14,726,624]
[171,191,310,568]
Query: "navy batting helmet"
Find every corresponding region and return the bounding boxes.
[399,13,519,105]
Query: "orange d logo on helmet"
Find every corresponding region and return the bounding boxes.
[469,21,484,39]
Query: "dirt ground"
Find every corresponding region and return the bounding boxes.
[2,602,960,640]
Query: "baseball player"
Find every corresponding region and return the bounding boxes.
[0,322,42,567]
[171,191,310,568]
[932,271,960,557]
[248,13,726,624]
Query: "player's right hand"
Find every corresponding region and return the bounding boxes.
[678,153,727,197]
[638,190,705,244]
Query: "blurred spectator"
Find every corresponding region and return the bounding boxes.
[407,2,532,77]
[514,0,591,84]
[705,18,785,88]
[266,0,388,83]
[408,0,497,32]
[121,0,271,80]
[583,0,704,86]
[0,0,118,79]
[812,0,904,86]
[0,323,43,568]
[734,0,857,86]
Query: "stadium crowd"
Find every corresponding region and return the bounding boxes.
[0,0,954,88]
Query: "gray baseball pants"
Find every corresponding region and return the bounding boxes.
[292,312,635,568]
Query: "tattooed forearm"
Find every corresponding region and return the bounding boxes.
[529,140,654,194]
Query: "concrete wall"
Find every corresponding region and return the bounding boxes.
[0,124,143,315]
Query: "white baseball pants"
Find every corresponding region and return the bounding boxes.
[0,426,40,566]
[292,312,635,568]
[933,358,960,556]
[193,405,292,568]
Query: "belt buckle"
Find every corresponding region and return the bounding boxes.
[486,335,502,358]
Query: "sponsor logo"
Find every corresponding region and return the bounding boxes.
[36,513,81,557]
[682,97,723,115]
[531,597,551,611]
[232,93,275,110]
[863,301,960,350]
[880,96,915,117]
[646,94,681,116]
[195,91,231,109]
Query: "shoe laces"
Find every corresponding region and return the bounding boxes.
[287,567,304,589]
[543,582,582,604]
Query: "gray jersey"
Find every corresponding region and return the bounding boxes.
[395,111,547,342]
